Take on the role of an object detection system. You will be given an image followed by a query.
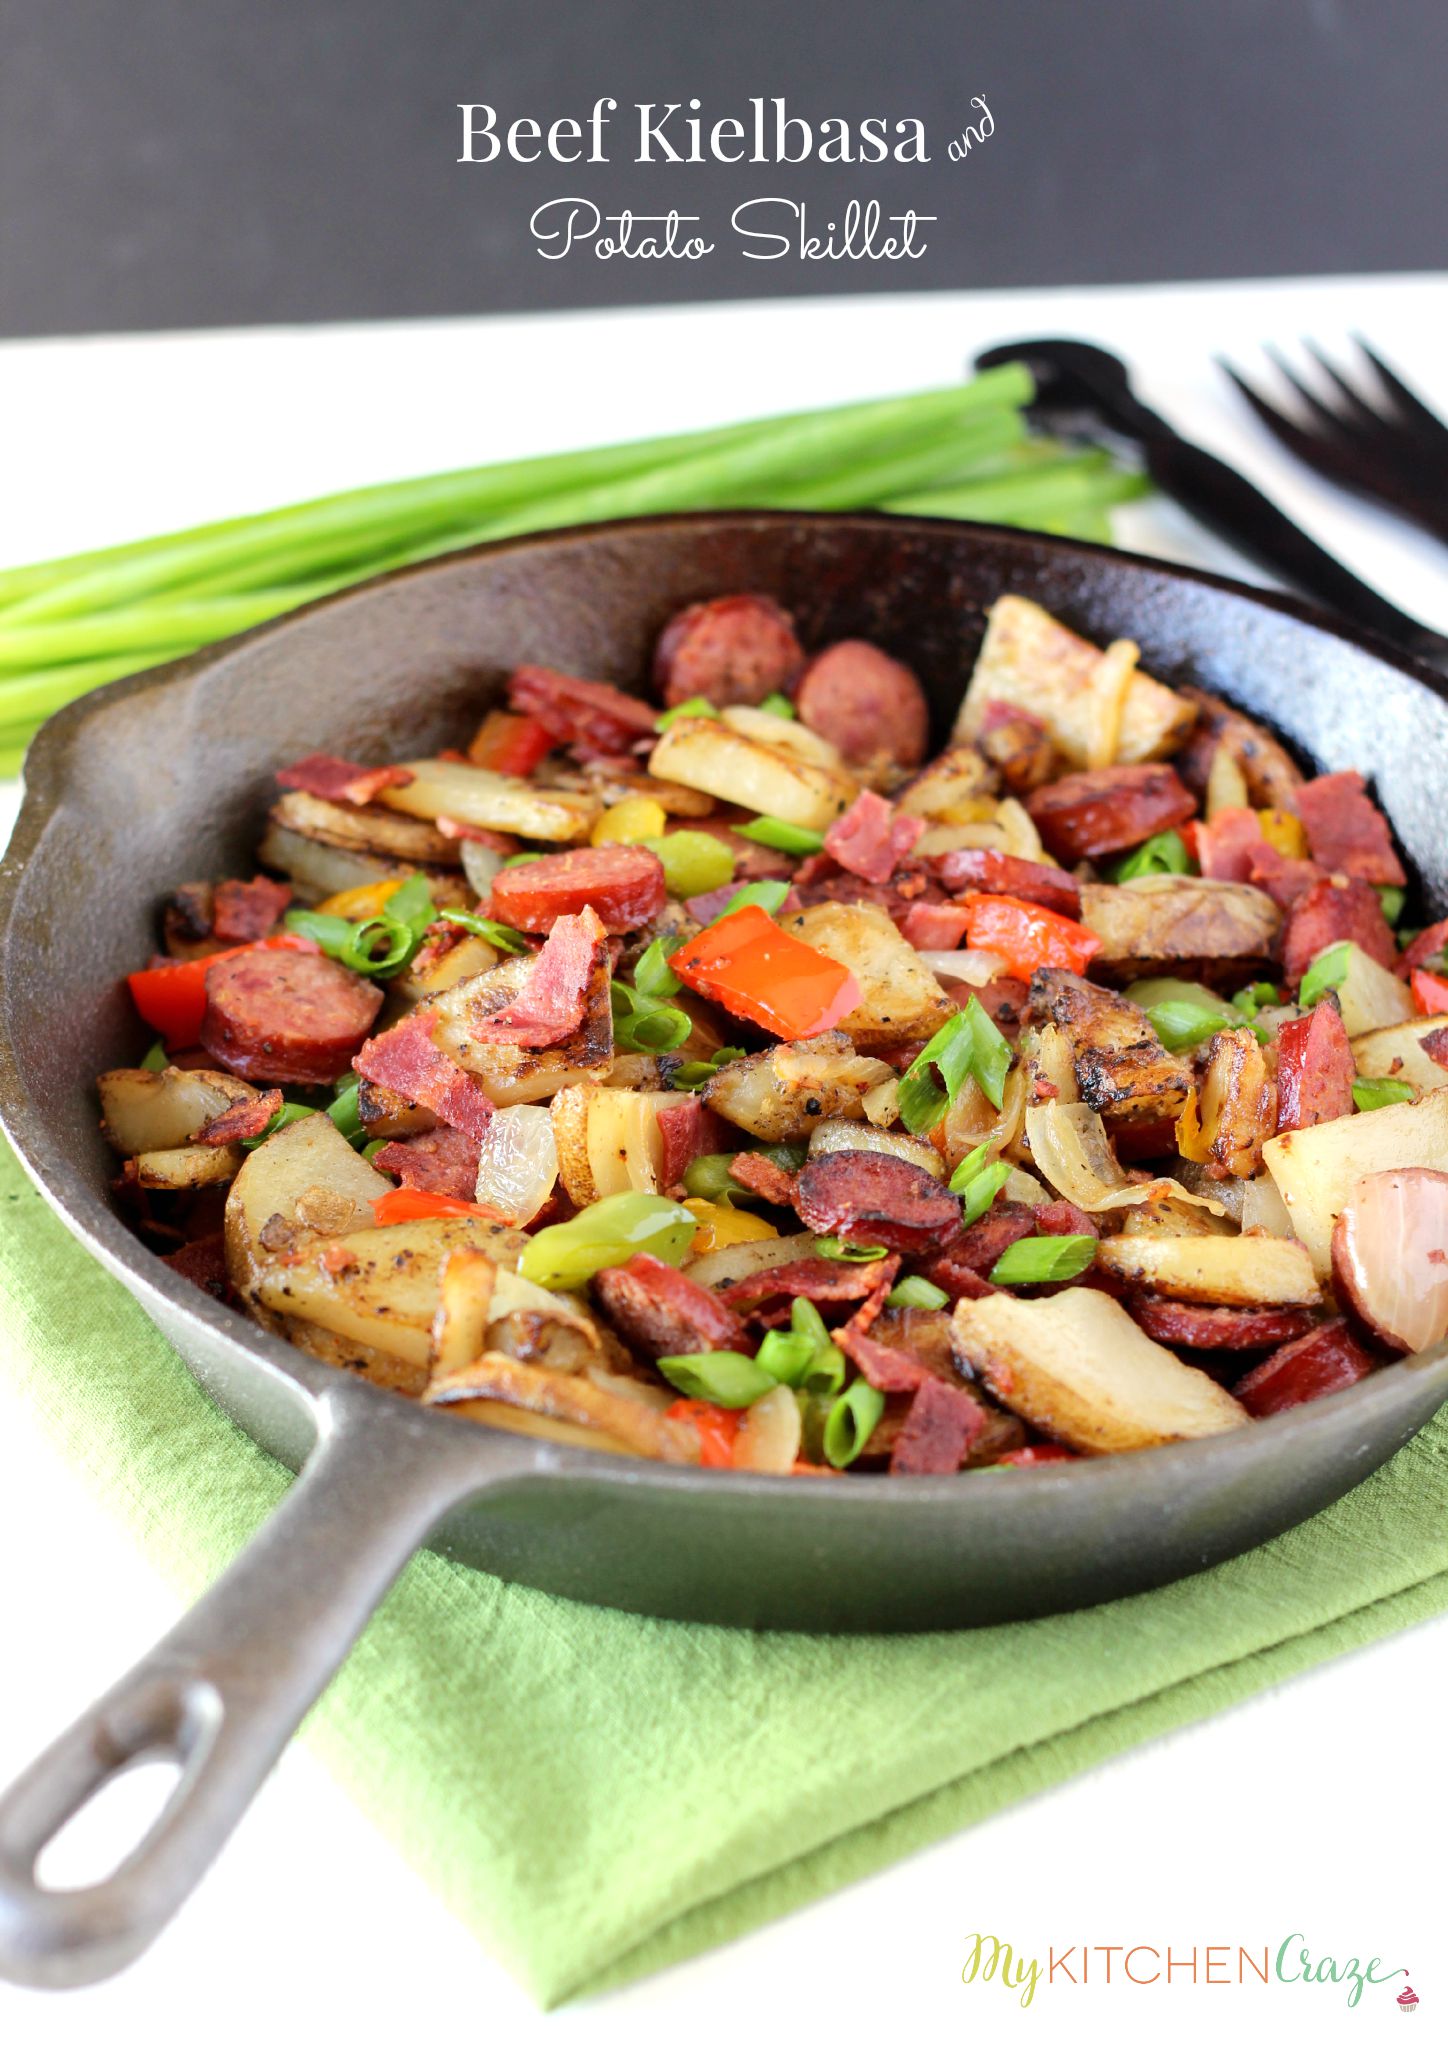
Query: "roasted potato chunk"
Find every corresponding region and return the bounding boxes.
[1181,1026,1277,1179]
[1095,1233,1320,1306]
[1262,1085,1448,1276]
[781,901,955,1052]
[1080,878,1281,984]
[100,1066,257,1156]
[952,1287,1250,1452]
[649,715,857,830]
[702,1033,894,1142]
[431,949,613,1105]
[1027,969,1191,1124]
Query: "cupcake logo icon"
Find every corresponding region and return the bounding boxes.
[1397,1977,1419,2015]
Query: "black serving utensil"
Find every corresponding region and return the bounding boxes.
[976,337,1448,663]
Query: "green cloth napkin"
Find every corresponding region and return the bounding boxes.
[3,1135,1446,2007]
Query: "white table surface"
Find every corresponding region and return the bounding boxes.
[1,273,1445,2055]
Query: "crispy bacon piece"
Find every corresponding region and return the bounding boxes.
[1196,806,1270,885]
[1291,771,1405,887]
[354,1010,495,1142]
[899,902,971,950]
[1131,1296,1316,1352]
[436,819,521,852]
[489,844,666,935]
[1276,1001,1356,1131]
[972,974,1032,1037]
[935,847,1083,918]
[210,876,293,944]
[729,1151,799,1208]
[1249,844,1326,912]
[1025,764,1196,864]
[1398,919,1448,979]
[822,790,925,885]
[721,1254,899,1315]
[467,909,607,1049]
[794,640,929,770]
[275,754,415,807]
[793,1150,961,1255]
[594,1251,750,1358]
[507,665,657,756]
[838,1324,932,1392]
[1034,1198,1097,1240]
[1422,1026,1448,1072]
[925,1200,1037,1299]
[192,1088,282,1146]
[975,700,1054,794]
[889,1379,987,1474]
[1283,877,1397,984]
[655,1098,727,1191]
[1231,1318,1376,1417]
[371,1125,482,1201]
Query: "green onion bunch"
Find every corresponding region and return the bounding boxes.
[0,364,1145,777]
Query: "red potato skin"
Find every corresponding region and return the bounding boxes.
[1330,1166,1448,1355]
[1025,764,1196,864]
[1231,1318,1376,1417]
[1275,1001,1356,1131]
[200,950,382,1086]
[653,594,804,708]
[488,844,667,935]
[793,641,931,770]
[1282,877,1397,984]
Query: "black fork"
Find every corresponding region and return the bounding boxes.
[1220,340,1448,548]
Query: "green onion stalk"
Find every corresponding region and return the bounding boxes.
[0,364,1146,778]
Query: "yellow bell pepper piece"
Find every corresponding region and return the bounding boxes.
[683,1199,778,1256]
[592,797,668,847]
[314,879,402,921]
[1257,809,1308,859]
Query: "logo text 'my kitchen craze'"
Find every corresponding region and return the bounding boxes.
[960,1932,1412,2009]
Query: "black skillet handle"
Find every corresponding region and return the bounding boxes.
[0,1378,526,1989]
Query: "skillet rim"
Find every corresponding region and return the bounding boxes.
[2,505,1446,1511]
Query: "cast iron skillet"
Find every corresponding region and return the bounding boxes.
[1,513,1446,1988]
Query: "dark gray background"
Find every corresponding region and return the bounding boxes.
[0,0,1442,338]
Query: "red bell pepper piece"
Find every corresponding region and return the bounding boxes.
[962,894,1101,981]
[126,934,317,1048]
[668,903,861,1040]
[664,1398,740,1468]
[371,1188,510,1227]
[1411,967,1448,1016]
[467,710,555,778]
[995,1444,1079,1466]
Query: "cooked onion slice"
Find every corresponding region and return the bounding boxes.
[1331,1167,1448,1356]
[916,949,1008,987]
[474,1103,559,1226]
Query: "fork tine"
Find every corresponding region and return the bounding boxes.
[1219,356,1380,500]
[1262,344,1355,443]
[1302,340,1388,433]
[1352,336,1448,448]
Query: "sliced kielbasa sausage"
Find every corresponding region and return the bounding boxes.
[653,594,804,708]
[1025,764,1196,864]
[489,843,667,935]
[794,1150,961,1255]
[593,1252,750,1358]
[1130,1296,1316,1353]
[794,640,930,770]
[200,950,383,1086]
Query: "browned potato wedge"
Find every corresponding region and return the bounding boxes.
[424,1353,697,1461]
[133,1143,242,1190]
[1324,945,1413,1037]
[380,757,599,842]
[100,1065,257,1155]
[952,1287,1249,1451]
[432,949,613,1105]
[1079,879,1281,984]
[701,1033,894,1142]
[1027,970,1190,1124]
[895,745,997,822]
[649,716,857,830]
[1262,1085,1448,1276]
[954,596,1195,766]
[806,1118,945,1179]
[781,901,955,1052]
[550,1084,696,1205]
[393,932,500,1005]
[1352,1015,1448,1095]
[1183,1027,1277,1180]
[1095,1233,1320,1306]
[224,1109,393,1307]
[267,788,461,865]
[430,1249,497,1374]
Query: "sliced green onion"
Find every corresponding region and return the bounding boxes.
[715,878,791,920]
[759,693,796,719]
[790,1296,832,1352]
[499,851,545,869]
[822,1379,886,1468]
[641,831,735,899]
[384,871,438,933]
[633,936,683,998]
[611,981,693,1053]
[885,1276,950,1310]
[520,1191,696,1290]
[1378,885,1406,925]
[1352,1076,1417,1112]
[1232,981,1279,1020]
[898,995,1011,1133]
[656,1349,776,1409]
[1110,830,1193,881]
[672,1044,746,1090]
[755,1328,817,1385]
[242,1101,316,1151]
[436,906,530,954]
[285,907,415,978]
[1145,999,1234,1052]
[361,1137,390,1164]
[815,1237,889,1263]
[654,695,717,732]
[734,816,826,855]
[1299,941,1353,1008]
[957,1160,1012,1229]
[140,1039,168,1073]
[989,1234,1096,1286]
[326,1079,364,1143]
[947,1141,991,1193]
[682,1152,749,1203]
